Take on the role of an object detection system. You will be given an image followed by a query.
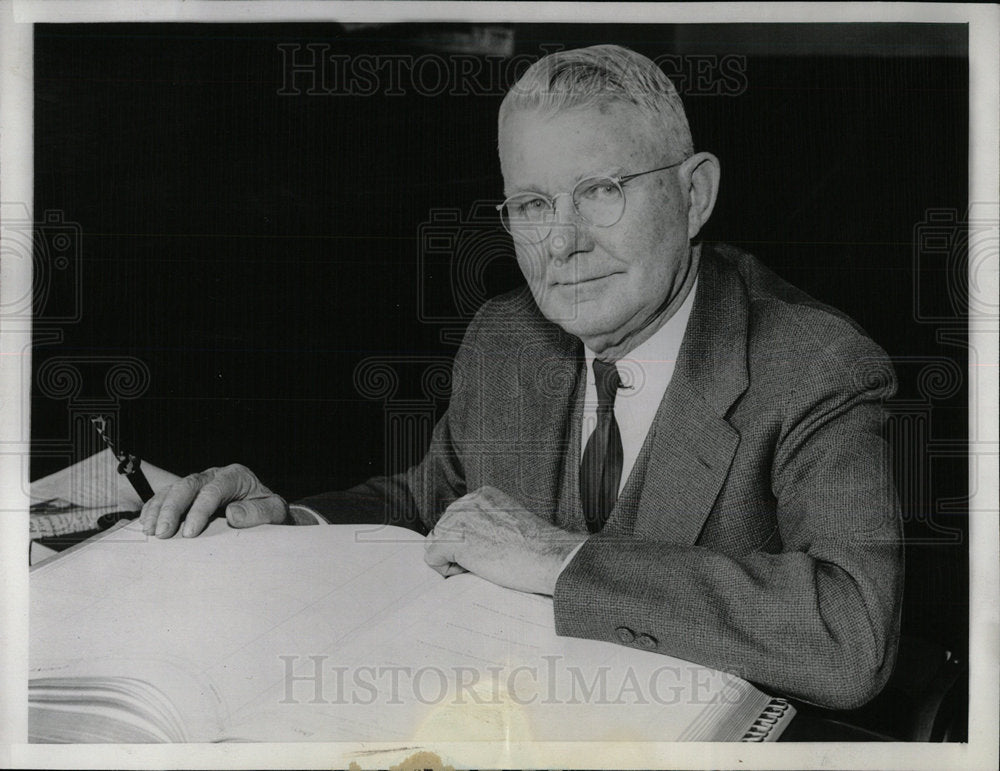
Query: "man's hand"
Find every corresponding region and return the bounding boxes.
[424,486,587,595]
[139,464,288,538]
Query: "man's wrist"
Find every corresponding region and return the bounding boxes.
[543,535,587,594]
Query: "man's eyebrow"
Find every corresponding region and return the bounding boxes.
[505,165,633,197]
[591,165,629,179]
[504,183,545,197]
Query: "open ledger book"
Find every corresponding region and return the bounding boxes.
[30,518,794,743]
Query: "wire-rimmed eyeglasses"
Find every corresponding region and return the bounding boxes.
[495,159,687,245]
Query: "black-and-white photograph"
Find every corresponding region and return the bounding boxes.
[2,2,997,769]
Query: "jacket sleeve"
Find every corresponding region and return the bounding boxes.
[290,414,465,535]
[552,340,904,710]
[291,312,484,534]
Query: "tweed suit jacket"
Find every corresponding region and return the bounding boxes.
[297,242,903,710]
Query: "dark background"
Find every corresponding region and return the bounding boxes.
[31,22,969,695]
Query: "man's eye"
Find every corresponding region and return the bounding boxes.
[578,181,618,200]
[512,198,547,216]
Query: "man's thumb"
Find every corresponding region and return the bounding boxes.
[226,499,280,528]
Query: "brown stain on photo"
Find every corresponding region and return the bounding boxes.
[348,751,454,771]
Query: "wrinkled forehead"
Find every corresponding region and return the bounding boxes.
[499,96,659,144]
[498,101,664,190]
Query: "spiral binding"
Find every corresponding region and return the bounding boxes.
[740,697,791,741]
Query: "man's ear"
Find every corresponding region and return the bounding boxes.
[682,152,721,241]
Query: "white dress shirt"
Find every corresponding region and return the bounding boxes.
[580,276,699,494]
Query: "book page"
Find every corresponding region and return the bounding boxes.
[29,655,228,742]
[30,519,440,742]
[222,561,763,743]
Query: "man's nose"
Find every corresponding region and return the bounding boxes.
[547,195,588,263]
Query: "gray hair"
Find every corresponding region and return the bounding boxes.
[498,44,693,157]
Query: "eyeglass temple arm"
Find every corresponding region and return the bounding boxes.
[617,159,687,185]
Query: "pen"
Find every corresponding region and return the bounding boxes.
[89,416,155,503]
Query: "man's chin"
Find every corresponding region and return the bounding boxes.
[539,305,616,343]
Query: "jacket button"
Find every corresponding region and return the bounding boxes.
[615,626,636,644]
[636,633,658,650]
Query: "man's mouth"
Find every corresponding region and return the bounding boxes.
[552,272,620,287]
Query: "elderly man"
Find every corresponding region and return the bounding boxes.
[139,45,902,711]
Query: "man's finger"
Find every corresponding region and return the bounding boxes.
[424,535,457,572]
[225,496,285,529]
[216,463,259,499]
[424,531,471,578]
[430,510,469,541]
[153,473,208,538]
[182,464,267,535]
[426,561,468,578]
[139,492,165,536]
[180,482,228,537]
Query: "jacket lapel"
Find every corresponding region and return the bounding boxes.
[632,246,750,545]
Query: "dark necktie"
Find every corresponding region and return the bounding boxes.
[580,358,624,533]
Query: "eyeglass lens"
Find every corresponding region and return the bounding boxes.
[501,176,626,243]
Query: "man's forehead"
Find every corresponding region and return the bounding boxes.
[499,102,661,192]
